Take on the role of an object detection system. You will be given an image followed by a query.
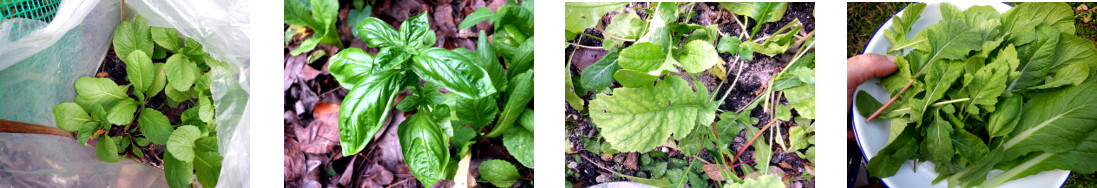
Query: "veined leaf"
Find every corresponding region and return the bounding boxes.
[563,2,628,34]
[412,48,496,99]
[74,77,129,110]
[962,51,1009,115]
[504,126,534,168]
[164,150,193,188]
[95,134,119,163]
[113,16,154,59]
[676,40,720,74]
[473,31,507,92]
[125,50,155,94]
[165,54,198,92]
[603,11,645,51]
[479,159,520,188]
[1003,82,1097,158]
[459,7,494,29]
[1001,2,1074,46]
[339,70,405,156]
[618,42,672,73]
[589,76,717,152]
[138,108,174,145]
[355,17,402,48]
[53,102,92,131]
[105,98,137,126]
[168,125,201,162]
[399,113,449,188]
[1008,25,1060,92]
[150,27,181,52]
[580,52,620,91]
[491,71,533,137]
[565,66,586,110]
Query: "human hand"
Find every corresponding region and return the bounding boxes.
[846,54,897,110]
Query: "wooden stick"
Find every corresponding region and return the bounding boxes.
[0,119,74,139]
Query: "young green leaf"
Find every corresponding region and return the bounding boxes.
[147,63,168,98]
[167,125,201,162]
[398,113,449,188]
[194,137,221,188]
[53,102,92,131]
[459,7,494,29]
[113,16,154,59]
[602,11,645,51]
[138,108,174,145]
[748,2,788,36]
[565,66,586,110]
[105,98,138,126]
[491,71,533,137]
[125,50,156,93]
[165,54,198,92]
[589,76,717,152]
[96,134,119,163]
[74,77,129,109]
[411,48,496,99]
[199,97,215,123]
[676,40,720,74]
[472,31,507,92]
[150,27,181,52]
[479,159,520,188]
[563,2,628,34]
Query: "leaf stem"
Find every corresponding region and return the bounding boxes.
[592,27,635,42]
[577,32,604,41]
[732,117,779,166]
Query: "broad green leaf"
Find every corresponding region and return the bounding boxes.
[1003,82,1097,158]
[1030,62,1088,90]
[455,95,497,129]
[164,150,193,188]
[150,27,181,52]
[199,97,214,123]
[76,122,97,146]
[1008,26,1060,92]
[113,16,153,58]
[719,2,755,17]
[125,50,156,93]
[96,134,119,162]
[867,127,918,178]
[399,113,449,188]
[509,37,535,76]
[504,126,534,168]
[74,77,128,109]
[53,102,91,131]
[398,13,432,50]
[412,48,496,99]
[194,137,221,188]
[981,129,1097,188]
[165,54,198,92]
[283,0,319,27]
[580,52,620,91]
[473,31,507,92]
[962,53,1009,115]
[1052,34,1097,77]
[479,159,520,188]
[518,109,534,133]
[147,63,167,98]
[987,95,1022,138]
[603,11,645,51]
[168,125,201,162]
[563,2,628,33]
[565,66,585,110]
[589,76,717,152]
[749,2,788,35]
[854,90,882,118]
[339,70,405,156]
[952,129,989,165]
[164,82,189,105]
[355,17,401,48]
[676,40,720,74]
[911,60,963,122]
[1001,2,1074,46]
[788,125,809,151]
[684,25,720,44]
[459,7,494,29]
[618,42,672,73]
[915,20,982,71]
[105,99,137,126]
[926,112,954,162]
[492,71,533,137]
[717,35,742,54]
[613,69,659,88]
[139,108,174,145]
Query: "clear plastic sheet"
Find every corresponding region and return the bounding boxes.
[0,0,250,186]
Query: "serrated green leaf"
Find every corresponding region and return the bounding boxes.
[151,27,181,52]
[492,71,533,137]
[589,76,717,152]
[164,150,193,188]
[199,97,214,123]
[603,11,645,51]
[74,77,129,109]
[676,40,720,74]
[165,54,198,92]
[138,108,174,145]
[504,126,534,168]
[168,125,201,162]
[563,2,628,33]
[53,102,92,131]
[479,159,520,188]
[105,99,137,126]
[399,113,449,188]
[95,134,119,163]
[962,52,1009,115]
[113,16,154,59]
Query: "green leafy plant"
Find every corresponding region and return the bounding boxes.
[284,0,343,55]
[330,0,534,186]
[53,16,223,188]
[857,3,1097,187]
[565,2,815,187]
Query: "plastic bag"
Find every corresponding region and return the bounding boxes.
[0,0,251,186]
[125,0,252,187]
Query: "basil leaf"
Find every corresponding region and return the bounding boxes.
[329,48,382,91]
[411,48,495,99]
[339,70,405,156]
[355,17,401,48]
[398,113,449,188]
[455,95,497,129]
[399,12,432,50]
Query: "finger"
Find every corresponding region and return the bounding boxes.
[846,54,898,107]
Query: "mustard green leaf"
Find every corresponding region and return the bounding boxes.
[618,42,672,73]
[589,76,717,152]
[479,159,520,188]
[565,66,585,110]
[53,102,92,131]
[105,98,137,126]
[580,52,620,91]
[504,126,534,168]
[563,2,627,33]
[167,125,201,162]
[613,69,660,88]
[150,27,181,52]
[96,135,119,163]
[113,16,154,59]
[676,40,720,74]
[138,108,173,145]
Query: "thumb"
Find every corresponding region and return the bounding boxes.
[847,54,898,107]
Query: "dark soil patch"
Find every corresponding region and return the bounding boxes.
[566,2,814,188]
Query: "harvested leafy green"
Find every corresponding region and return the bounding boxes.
[858,3,1097,187]
[53,16,223,188]
[329,0,534,186]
